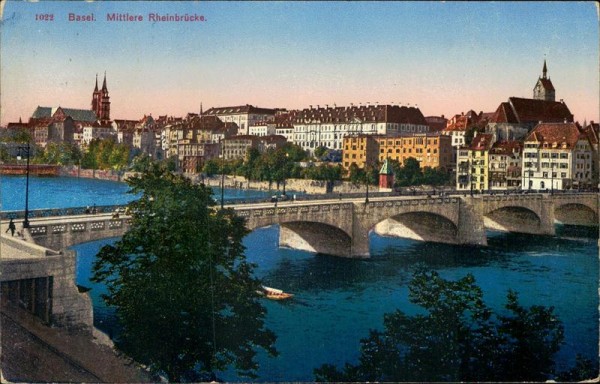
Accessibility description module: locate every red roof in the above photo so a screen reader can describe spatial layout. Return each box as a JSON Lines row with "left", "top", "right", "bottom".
{"left": 470, "top": 133, "right": 494, "bottom": 150}
{"left": 524, "top": 122, "right": 586, "bottom": 150}
{"left": 491, "top": 97, "right": 573, "bottom": 125}
{"left": 490, "top": 140, "right": 523, "bottom": 155}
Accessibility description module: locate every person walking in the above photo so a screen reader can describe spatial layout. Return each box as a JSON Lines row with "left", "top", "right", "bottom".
{"left": 5, "top": 219, "right": 16, "bottom": 237}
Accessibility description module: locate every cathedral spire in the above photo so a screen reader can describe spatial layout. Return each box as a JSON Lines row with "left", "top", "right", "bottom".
{"left": 94, "top": 73, "right": 99, "bottom": 92}
{"left": 102, "top": 71, "right": 108, "bottom": 91}
{"left": 542, "top": 59, "right": 547, "bottom": 79}
{"left": 200, "top": 102, "right": 203, "bottom": 116}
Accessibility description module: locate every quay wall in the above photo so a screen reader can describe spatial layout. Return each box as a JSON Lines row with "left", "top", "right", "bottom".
{"left": 58, "top": 165, "right": 380, "bottom": 194}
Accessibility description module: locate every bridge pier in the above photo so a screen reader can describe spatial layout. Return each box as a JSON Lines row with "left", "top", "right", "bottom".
{"left": 456, "top": 198, "right": 488, "bottom": 246}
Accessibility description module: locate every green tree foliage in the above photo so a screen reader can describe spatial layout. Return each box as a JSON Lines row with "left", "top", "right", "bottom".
{"left": 5, "top": 127, "right": 32, "bottom": 143}
{"left": 393, "top": 157, "right": 451, "bottom": 187}
{"left": 91, "top": 164, "right": 276, "bottom": 382}
{"left": 313, "top": 146, "right": 328, "bottom": 160}
{"left": 348, "top": 163, "right": 366, "bottom": 186}
{"left": 82, "top": 138, "right": 129, "bottom": 170}
{"left": 315, "top": 270, "right": 565, "bottom": 382}
{"left": 32, "top": 142, "right": 81, "bottom": 165}
{"left": 283, "top": 143, "right": 308, "bottom": 162}
{"left": 202, "top": 158, "right": 220, "bottom": 176}
{"left": 304, "top": 164, "right": 342, "bottom": 182}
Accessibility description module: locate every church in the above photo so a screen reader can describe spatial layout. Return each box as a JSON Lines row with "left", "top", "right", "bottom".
{"left": 486, "top": 61, "right": 574, "bottom": 141}
{"left": 26, "top": 73, "right": 112, "bottom": 148}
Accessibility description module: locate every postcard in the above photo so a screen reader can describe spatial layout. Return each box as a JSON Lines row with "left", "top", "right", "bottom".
{"left": 1, "top": 1, "right": 598, "bottom": 382}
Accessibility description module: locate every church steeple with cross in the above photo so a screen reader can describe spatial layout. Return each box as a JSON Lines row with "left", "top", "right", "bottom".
{"left": 533, "top": 60, "right": 555, "bottom": 102}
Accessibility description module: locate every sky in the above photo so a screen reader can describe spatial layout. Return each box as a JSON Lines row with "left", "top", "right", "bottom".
{"left": 1, "top": 1, "right": 598, "bottom": 126}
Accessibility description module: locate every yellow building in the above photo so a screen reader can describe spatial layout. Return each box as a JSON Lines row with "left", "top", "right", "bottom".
{"left": 456, "top": 133, "right": 494, "bottom": 192}
{"left": 342, "top": 134, "right": 381, "bottom": 170}
{"left": 375, "top": 134, "right": 453, "bottom": 170}
{"left": 343, "top": 133, "right": 453, "bottom": 172}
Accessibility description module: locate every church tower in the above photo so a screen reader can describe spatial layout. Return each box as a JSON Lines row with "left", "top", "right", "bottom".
{"left": 91, "top": 72, "right": 111, "bottom": 124}
{"left": 533, "top": 60, "right": 555, "bottom": 102}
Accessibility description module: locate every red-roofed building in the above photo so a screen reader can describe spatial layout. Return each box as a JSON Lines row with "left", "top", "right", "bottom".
{"left": 424, "top": 115, "right": 447, "bottom": 132}
{"left": 487, "top": 62, "right": 573, "bottom": 141}
{"left": 522, "top": 122, "right": 593, "bottom": 190}
{"left": 204, "top": 105, "right": 277, "bottom": 135}
{"left": 489, "top": 141, "right": 523, "bottom": 190}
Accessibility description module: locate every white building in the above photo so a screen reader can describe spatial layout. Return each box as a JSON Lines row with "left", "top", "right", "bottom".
{"left": 291, "top": 104, "right": 429, "bottom": 154}
{"left": 82, "top": 125, "right": 115, "bottom": 145}
{"left": 203, "top": 105, "right": 277, "bottom": 135}
{"left": 522, "top": 122, "right": 593, "bottom": 190}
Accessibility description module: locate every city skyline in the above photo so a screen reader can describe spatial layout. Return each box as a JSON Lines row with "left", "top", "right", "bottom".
{"left": 1, "top": 1, "right": 598, "bottom": 126}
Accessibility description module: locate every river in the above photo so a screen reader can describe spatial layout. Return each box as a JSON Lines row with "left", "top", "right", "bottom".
{"left": 2, "top": 175, "right": 598, "bottom": 381}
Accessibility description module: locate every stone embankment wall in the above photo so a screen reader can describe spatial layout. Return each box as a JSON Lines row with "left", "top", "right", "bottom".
{"left": 59, "top": 166, "right": 136, "bottom": 182}
{"left": 194, "top": 174, "right": 377, "bottom": 194}
{"left": 1, "top": 249, "right": 93, "bottom": 330}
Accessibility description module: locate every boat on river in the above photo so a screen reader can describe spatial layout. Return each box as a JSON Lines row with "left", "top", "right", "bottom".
{"left": 259, "top": 286, "right": 294, "bottom": 300}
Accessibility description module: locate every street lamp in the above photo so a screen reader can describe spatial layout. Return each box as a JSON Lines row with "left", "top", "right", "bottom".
{"left": 17, "top": 142, "right": 31, "bottom": 228}
{"left": 365, "top": 163, "right": 370, "bottom": 203}
{"left": 220, "top": 138, "right": 225, "bottom": 210}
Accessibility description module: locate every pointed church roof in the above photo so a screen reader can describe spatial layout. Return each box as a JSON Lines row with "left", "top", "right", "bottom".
{"left": 31, "top": 106, "right": 97, "bottom": 122}
{"left": 94, "top": 73, "right": 99, "bottom": 92}
{"left": 379, "top": 158, "right": 393, "bottom": 175}
{"left": 102, "top": 72, "right": 108, "bottom": 91}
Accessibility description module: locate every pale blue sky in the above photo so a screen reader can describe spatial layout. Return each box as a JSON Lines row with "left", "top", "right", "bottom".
{"left": 1, "top": 1, "right": 598, "bottom": 125}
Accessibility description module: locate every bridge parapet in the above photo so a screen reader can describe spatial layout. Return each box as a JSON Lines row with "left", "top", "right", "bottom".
{"left": 0, "top": 205, "right": 127, "bottom": 220}
{"left": 27, "top": 216, "right": 131, "bottom": 251}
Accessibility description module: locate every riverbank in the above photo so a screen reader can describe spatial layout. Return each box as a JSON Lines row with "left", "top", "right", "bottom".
{"left": 59, "top": 165, "right": 379, "bottom": 194}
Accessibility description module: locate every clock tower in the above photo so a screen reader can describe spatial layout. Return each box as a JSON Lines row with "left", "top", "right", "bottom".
{"left": 533, "top": 60, "right": 555, "bottom": 102}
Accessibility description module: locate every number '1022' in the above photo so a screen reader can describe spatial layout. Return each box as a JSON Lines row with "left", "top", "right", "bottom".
{"left": 36, "top": 14, "right": 54, "bottom": 21}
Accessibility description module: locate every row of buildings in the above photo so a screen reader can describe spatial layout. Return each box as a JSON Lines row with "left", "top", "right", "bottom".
{"left": 2, "top": 61, "right": 598, "bottom": 190}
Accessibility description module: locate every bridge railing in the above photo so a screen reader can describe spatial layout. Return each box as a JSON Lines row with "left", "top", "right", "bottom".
{"left": 0, "top": 205, "right": 127, "bottom": 221}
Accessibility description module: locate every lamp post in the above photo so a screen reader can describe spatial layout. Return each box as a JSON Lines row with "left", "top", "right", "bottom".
{"left": 365, "top": 163, "right": 370, "bottom": 203}
{"left": 282, "top": 152, "right": 289, "bottom": 196}
{"left": 17, "top": 142, "right": 31, "bottom": 228}
{"left": 220, "top": 138, "right": 225, "bottom": 210}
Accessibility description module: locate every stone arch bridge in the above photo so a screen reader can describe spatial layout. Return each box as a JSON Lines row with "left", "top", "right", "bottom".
{"left": 14, "top": 193, "right": 599, "bottom": 258}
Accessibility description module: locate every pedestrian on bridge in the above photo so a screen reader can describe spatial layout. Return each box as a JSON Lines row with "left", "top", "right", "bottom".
{"left": 5, "top": 218, "right": 16, "bottom": 237}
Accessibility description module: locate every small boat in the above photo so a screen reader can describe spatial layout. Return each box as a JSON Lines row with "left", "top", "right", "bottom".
{"left": 259, "top": 286, "right": 294, "bottom": 300}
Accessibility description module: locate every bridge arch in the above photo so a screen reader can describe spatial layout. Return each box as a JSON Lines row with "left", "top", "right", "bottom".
{"left": 554, "top": 203, "right": 598, "bottom": 226}
{"left": 373, "top": 211, "right": 459, "bottom": 244}
{"left": 278, "top": 221, "right": 352, "bottom": 256}
{"left": 483, "top": 206, "right": 543, "bottom": 234}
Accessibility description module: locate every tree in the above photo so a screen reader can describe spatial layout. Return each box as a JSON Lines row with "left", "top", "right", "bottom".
{"left": 313, "top": 146, "right": 328, "bottom": 160}
{"left": 202, "top": 158, "right": 219, "bottom": 176}
{"left": 283, "top": 143, "right": 308, "bottom": 162}
{"left": 91, "top": 164, "right": 277, "bottom": 381}
{"left": 394, "top": 157, "right": 423, "bottom": 187}
{"left": 315, "top": 270, "right": 565, "bottom": 382}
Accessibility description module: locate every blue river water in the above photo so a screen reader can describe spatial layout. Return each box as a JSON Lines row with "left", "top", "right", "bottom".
{"left": 2, "top": 175, "right": 598, "bottom": 381}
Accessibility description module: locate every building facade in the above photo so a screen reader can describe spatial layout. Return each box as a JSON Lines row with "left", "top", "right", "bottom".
{"left": 522, "top": 122, "right": 593, "bottom": 190}
{"left": 293, "top": 104, "right": 429, "bottom": 154}
{"left": 456, "top": 134, "right": 494, "bottom": 192}
{"left": 204, "top": 105, "right": 277, "bottom": 135}
{"left": 374, "top": 134, "right": 453, "bottom": 171}
{"left": 488, "top": 141, "right": 523, "bottom": 191}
